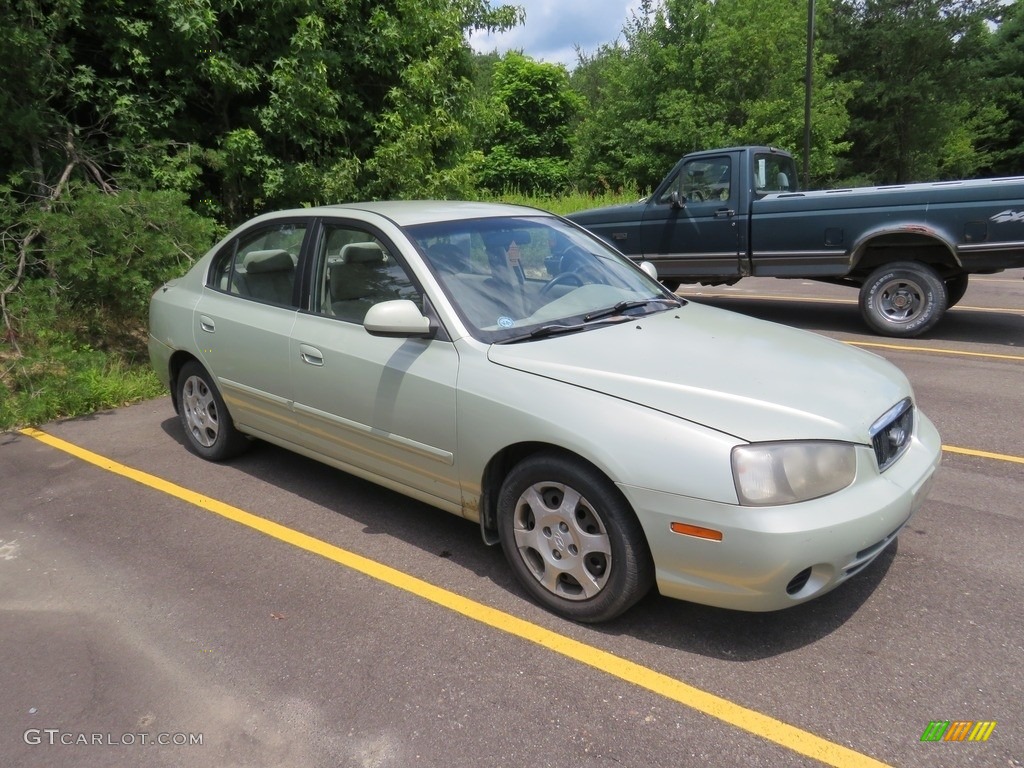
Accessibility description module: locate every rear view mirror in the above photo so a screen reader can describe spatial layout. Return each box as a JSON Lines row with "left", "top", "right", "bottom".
{"left": 639, "top": 261, "right": 659, "bottom": 281}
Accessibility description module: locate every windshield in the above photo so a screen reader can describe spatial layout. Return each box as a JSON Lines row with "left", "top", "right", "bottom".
{"left": 406, "top": 216, "right": 679, "bottom": 343}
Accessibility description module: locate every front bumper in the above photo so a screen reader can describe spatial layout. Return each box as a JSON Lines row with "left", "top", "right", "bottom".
{"left": 619, "top": 412, "right": 942, "bottom": 612}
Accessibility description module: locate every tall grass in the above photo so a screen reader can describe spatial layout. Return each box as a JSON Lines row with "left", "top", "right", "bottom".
{"left": 0, "top": 344, "right": 165, "bottom": 430}
{"left": 484, "top": 185, "right": 645, "bottom": 216}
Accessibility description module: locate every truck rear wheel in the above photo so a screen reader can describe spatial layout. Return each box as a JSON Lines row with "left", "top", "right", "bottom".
{"left": 945, "top": 274, "right": 969, "bottom": 308}
{"left": 859, "top": 262, "right": 947, "bottom": 338}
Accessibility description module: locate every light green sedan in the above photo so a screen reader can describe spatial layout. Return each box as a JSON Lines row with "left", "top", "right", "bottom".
{"left": 148, "top": 201, "right": 942, "bottom": 623}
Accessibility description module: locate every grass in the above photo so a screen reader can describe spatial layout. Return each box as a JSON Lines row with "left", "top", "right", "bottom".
{"left": 486, "top": 186, "right": 644, "bottom": 216}
{"left": 0, "top": 342, "right": 166, "bottom": 431}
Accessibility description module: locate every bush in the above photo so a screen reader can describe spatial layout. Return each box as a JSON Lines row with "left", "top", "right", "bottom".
{"left": 1, "top": 184, "right": 221, "bottom": 429}
{"left": 40, "top": 185, "right": 221, "bottom": 326}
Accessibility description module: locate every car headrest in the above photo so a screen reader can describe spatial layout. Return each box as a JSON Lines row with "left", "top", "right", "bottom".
{"left": 243, "top": 249, "right": 294, "bottom": 273}
{"left": 341, "top": 242, "right": 384, "bottom": 264}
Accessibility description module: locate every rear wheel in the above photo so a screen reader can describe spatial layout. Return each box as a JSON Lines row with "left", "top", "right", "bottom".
{"left": 945, "top": 274, "right": 969, "bottom": 308}
{"left": 859, "top": 262, "right": 947, "bottom": 337}
{"left": 177, "top": 361, "right": 249, "bottom": 461}
{"left": 498, "top": 453, "right": 653, "bottom": 623}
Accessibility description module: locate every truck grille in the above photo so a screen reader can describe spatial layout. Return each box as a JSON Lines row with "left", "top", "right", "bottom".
{"left": 870, "top": 398, "right": 914, "bottom": 472}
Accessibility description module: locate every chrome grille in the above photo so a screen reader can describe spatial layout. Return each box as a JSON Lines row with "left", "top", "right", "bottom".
{"left": 870, "top": 398, "right": 914, "bottom": 472}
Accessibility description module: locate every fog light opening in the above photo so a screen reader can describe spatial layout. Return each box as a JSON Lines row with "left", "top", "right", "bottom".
{"left": 786, "top": 568, "right": 813, "bottom": 595}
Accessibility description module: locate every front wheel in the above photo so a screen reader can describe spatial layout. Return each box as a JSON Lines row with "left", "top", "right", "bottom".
{"left": 177, "top": 361, "right": 249, "bottom": 461}
{"left": 497, "top": 453, "right": 654, "bottom": 623}
{"left": 858, "top": 262, "right": 947, "bottom": 338}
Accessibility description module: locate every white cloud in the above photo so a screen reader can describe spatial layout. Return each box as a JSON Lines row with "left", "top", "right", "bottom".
{"left": 470, "top": 0, "right": 643, "bottom": 69}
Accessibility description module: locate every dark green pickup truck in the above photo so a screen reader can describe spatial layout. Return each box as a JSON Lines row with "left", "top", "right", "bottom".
{"left": 567, "top": 146, "right": 1024, "bottom": 337}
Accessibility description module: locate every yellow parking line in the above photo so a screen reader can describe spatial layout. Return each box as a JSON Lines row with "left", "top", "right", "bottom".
{"left": 20, "top": 426, "right": 889, "bottom": 768}
{"left": 681, "top": 291, "right": 857, "bottom": 305}
{"left": 942, "top": 445, "right": 1024, "bottom": 465}
{"left": 845, "top": 341, "right": 1024, "bottom": 362}
{"left": 681, "top": 291, "right": 1024, "bottom": 315}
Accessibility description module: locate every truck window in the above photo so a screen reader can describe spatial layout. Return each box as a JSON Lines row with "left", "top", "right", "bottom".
{"left": 659, "top": 157, "right": 732, "bottom": 204}
{"left": 754, "top": 153, "right": 799, "bottom": 195}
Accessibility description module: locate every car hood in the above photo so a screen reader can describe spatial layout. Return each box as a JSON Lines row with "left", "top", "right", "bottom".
{"left": 487, "top": 303, "right": 911, "bottom": 444}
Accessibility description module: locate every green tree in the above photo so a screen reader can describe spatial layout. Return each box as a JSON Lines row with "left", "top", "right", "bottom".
{"left": 0, "top": 0, "right": 524, "bottom": 421}
{"left": 571, "top": 0, "right": 852, "bottom": 192}
{"left": 477, "top": 52, "right": 583, "bottom": 193}
{"left": 979, "top": 0, "right": 1024, "bottom": 175}
{"left": 825, "top": 0, "right": 1000, "bottom": 183}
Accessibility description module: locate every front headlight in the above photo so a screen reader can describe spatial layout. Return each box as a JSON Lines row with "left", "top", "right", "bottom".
{"left": 731, "top": 441, "right": 857, "bottom": 506}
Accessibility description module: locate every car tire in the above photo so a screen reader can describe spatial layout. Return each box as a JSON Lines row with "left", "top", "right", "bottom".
{"left": 945, "top": 273, "right": 969, "bottom": 308}
{"left": 497, "top": 453, "right": 654, "bottom": 623}
{"left": 859, "top": 262, "right": 947, "bottom": 338}
{"left": 177, "top": 361, "right": 249, "bottom": 461}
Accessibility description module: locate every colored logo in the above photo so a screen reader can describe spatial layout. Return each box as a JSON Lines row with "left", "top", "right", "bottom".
{"left": 920, "top": 720, "right": 996, "bottom": 742}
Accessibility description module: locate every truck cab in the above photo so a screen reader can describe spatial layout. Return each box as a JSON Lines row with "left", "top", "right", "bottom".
{"left": 569, "top": 147, "right": 798, "bottom": 289}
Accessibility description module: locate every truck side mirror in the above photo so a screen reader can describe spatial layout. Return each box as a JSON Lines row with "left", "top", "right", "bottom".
{"left": 669, "top": 190, "right": 684, "bottom": 210}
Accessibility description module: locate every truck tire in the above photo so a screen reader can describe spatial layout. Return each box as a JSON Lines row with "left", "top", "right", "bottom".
{"left": 859, "top": 262, "right": 947, "bottom": 338}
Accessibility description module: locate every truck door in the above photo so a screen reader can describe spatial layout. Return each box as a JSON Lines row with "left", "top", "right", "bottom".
{"left": 639, "top": 154, "right": 744, "bottom": 280}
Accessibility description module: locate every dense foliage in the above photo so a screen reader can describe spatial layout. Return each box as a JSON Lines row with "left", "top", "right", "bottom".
{"left": 0, "top": 0, "right": 1019, "bottom": 427}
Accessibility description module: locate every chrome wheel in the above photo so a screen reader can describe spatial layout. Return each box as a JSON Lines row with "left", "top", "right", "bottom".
{"left": 875, "top": 277, "right": 925, "bottom": 323}
{"left": 181, "top": 374, "right": 220, "bottom": 448}
{"left": 498, "top": 454, "right": 653, "bottom": 622}
{"left": 511, "top": 481, "right": 612, "bottom": 601}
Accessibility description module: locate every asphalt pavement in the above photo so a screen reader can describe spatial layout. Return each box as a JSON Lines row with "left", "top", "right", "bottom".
{"left": 1, "top": 270, "right": 1021, "bottom": 768}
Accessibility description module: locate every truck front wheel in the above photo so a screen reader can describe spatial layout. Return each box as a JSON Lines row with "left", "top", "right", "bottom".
{"left": 859, "top": 262, "right": 947, "bottom": 338}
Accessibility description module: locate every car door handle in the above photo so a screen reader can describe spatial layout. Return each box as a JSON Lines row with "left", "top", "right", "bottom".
{"left": 714, "top": 208, "right": 735, "bottom": 218}
{"left": 199, "top": 315, "right": 215, "bottom": 333}
{"left": 298, "top": 344, "right": 324, "bottom": 366}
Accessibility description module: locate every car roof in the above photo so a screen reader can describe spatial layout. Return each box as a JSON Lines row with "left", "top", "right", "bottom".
{"left": 254, "top": 200, "right": 556, "bottom": 228}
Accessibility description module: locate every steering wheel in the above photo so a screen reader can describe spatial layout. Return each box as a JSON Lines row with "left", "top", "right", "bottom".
{"left": 539, "top": 270, "right": 584, "bottom": 296}
{"left": 687, "top": 189, "right": 706, "bottom": 202}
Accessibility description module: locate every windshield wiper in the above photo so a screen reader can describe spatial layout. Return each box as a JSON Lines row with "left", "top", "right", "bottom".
{"left": 583, "top": 297, "right": 680, "bottom": 322}
{"left": 499, "top": 315, "right": 633, "bottom": 344}
{"left": 497, "top": 298, "right": 684, "bottom": 344}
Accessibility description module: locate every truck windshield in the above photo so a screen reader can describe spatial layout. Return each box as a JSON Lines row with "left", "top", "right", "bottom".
{"left": 753, "top": 153, "right": 799, "bottom": 194}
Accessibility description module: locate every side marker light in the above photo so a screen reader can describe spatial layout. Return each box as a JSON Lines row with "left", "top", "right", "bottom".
{"left": 670, "top": 522, "right": 723, "bottom": 541}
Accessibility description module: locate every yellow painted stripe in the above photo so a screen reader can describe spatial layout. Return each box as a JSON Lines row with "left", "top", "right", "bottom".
{"left": 680, "top": 291, "right": 1024, "bottom": 315}
{"left": 20, "top": 426, "right": 889, "bottom": 768}
{"left": 681, "top": 291, "right": 857, "bottom": 305}
{"left": 942, "top": 445, "right": 1024, "bottom": 465}
{"left": 845, "top": 341, "right": 1024, "bottom": 362}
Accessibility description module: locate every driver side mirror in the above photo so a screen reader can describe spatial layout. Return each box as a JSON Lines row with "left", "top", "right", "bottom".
{"left": 669, "top": 190, "right": 685, "bottom": 210}
{"left": 639, "top": 261, "right": 658, "bottom": 281}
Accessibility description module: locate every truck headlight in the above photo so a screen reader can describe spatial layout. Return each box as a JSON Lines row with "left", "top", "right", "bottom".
{"left": 731, "top": 441, "right": 857, "bottom": 506}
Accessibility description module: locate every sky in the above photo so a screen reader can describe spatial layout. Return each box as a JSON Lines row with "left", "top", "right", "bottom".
{"left": 469, "top": 0, "right": 644, "bottom": 69}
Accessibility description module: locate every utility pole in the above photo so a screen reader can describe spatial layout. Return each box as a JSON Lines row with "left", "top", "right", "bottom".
{"left": 803, "top": 0, "right": 815, "bottom": 190}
